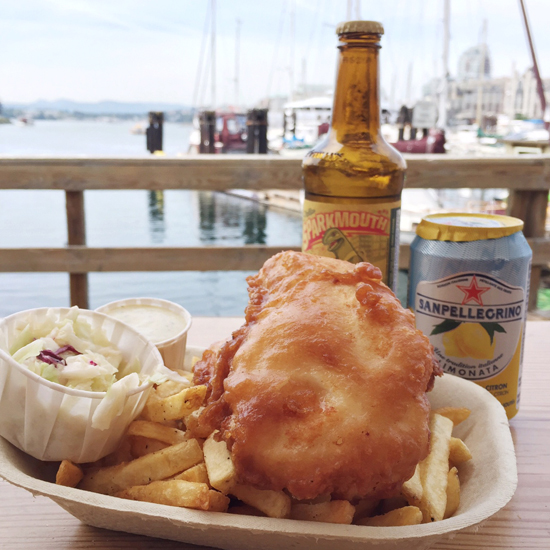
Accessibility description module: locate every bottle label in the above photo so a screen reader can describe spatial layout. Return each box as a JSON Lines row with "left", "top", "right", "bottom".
{"left": 414, "top": 272, "right": 526, "bottom": 418}
{"left": 302, "top": 199, "right": 401, "bottom": 289}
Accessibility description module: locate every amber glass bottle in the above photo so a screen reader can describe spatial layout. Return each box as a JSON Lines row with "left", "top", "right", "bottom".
{"left": 302, "top": 21, "right": 405, "bottom": 290}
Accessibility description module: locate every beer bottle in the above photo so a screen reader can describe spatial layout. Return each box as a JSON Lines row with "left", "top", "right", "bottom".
{"left": 302, "top": 21, "right": 405, "bottom": 290}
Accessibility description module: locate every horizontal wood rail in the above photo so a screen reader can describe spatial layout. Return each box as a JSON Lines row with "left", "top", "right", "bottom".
{"left": 0, "top": 246, "right": 301, "bottom": 273}
{"left": 1, "top": 154, "right": 550, "bottom": 191}
{"left": 0, "top": 155, "right": 548, "bottom": 310}
{"left": 0, "top": 239, "right": 548, "bottom": 272}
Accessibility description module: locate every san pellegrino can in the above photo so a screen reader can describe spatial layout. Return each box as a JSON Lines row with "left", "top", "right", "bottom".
{"left": 408, "top": 213, "right": 532, "bottom": 419}
{"left": 302, "top": 21, "right": 405, "bottom": 290}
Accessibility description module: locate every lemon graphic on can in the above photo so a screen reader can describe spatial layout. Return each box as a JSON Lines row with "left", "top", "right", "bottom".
{"left": 442, "top": 323, "right": 496, "bottom": 359}
{"left": 431, "top": 319, "right": 505, "bottom": 360}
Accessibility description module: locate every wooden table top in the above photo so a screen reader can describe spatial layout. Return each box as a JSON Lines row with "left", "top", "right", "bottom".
{"left": 1, "top": 317, "right": 549, "bottom": 550}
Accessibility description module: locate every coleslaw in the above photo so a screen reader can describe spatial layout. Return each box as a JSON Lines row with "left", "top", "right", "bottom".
{"left": 10, "top": 306, "right": 140, "bottom": 392}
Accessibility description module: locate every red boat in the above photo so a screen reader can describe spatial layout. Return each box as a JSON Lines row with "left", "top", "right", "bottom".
{"left": 189, "top": 111, "right": 248, "bottom": 154}
{"left": 391, "top": 128, "right": 446, "bottom": 154}
{"left": 216, "top": 112, "right": 248, "bottom": 152}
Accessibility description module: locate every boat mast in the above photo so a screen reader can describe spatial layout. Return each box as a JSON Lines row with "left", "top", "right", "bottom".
{"left": 346, "top": 0, "right": 360, "bottom": 19}
{"left": 438, "top": 0, "right": 450, "bottom": 130}
{"left": 289, "top": 0, "right": 295, "bottom": 102}
{"left": 475, "top": 19, "right": 488, "bottom": 128}
{"left": 390, "top": 73, "right": 396, "bottom": 112}
{"left": 192, "top": 4, "right": 211, "bottom": 109}
{"left": 235, "top": 18, "right": 241, "bottom": 107}
{"left": 406, "top": 62, "right": 413, "bottom": 107}
{"left": 518, "top": 0, "right": 547, "bottom": 125}
{"left": 211, "top": 0, "right": 216, "bottom": 108}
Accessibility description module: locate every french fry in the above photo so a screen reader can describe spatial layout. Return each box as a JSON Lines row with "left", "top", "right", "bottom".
{"left": 117, "top": 479, "right": 228, "bottom": 512}
{"left": 207, "top": 488, "right": 231, "bottom": 512}
{"left": 357, "top": 506, "right": 423, "bottom": 527}
{"left": 290, "top": 500, "right": 355, "bottom": 524}
{"left": 172, "top": 462, "right": 210, "bottom": 485}
{"left": 379, "top": 496, "right": 409, "bottom": 515}
{"left": 130, "top": 436, "right": 169, "bottom": 458}
{"left": 138, "top": 382, "right": 188, "bottom": 422}
{"left": 418, "top": 413, "right": 453, "bottom": 523}
{"left": 79, "top": 439, "right": 203, "bottom": 495}
{"left": 141, "top": 385, "right": 207, "bottom": 423}
{"left": 154, "top": 380, "right": 190, "bottom": 399}
{"left": 449, "top": 437, "right": 472, "bottom": 465}
{"left": 127, "top": 420, "right": 188, "bottom": 446}
{"left": 231, "top": 484, "right": 291, "bottom": 519}
{"left": 203, "top": 432, "right": 237, "bottom": 494}
{"left": 444, "top": 467, "right": 460, "bottom": 519}
{"left": 56, "top": 460, "right": 83, "bottom": 487}
{"left": 432, "top": 407, "right": 471, "bottom": 426}
{"left": 401, "top": 464, "right": 423, "bottom": 507}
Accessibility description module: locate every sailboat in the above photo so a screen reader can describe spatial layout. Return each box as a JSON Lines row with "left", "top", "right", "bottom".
{"left": 187, "top": 1, "right": 248, "bottom": 154}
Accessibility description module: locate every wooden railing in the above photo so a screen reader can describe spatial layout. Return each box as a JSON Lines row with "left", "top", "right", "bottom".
{"left": 0, "top": 155, "right": 549, "bottom": 310}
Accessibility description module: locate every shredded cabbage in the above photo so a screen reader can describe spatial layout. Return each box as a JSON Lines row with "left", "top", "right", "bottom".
{"left": 12, "top": 339, "right": 44, "bottom": 364}
{"left": 92, "top": 373, "right": 140, "bottom": 430}
{"left": 10, "top": 306, "right": 140, "bottom": 393}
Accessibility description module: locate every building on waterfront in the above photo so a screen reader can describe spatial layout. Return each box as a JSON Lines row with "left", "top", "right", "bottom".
{"left": 422, "top": 44, "right": 550, "bottom": 126}
{"left": 457, "top": 45, "right": 491, "bottom": 81}
{"left": 507, "top": 68, "right": 550, "bottom": 120}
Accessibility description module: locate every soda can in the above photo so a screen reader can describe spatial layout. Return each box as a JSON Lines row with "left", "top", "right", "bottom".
{"left": 408, "top": 213, "right": 532, "bottom": 420}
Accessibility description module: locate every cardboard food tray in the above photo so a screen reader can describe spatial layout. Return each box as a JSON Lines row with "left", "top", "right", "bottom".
{"left": 0, "top": 346, "right": 517, "bottom": 550}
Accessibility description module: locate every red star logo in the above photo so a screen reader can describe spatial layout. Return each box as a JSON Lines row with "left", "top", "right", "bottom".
{"left": 457, "top": 276, "right": 491, "bottom": 306}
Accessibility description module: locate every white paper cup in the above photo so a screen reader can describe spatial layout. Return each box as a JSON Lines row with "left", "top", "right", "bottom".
{"left": 96, "top": 298, "right": 192, "bottom": 371}
{"left": 0, "top": 308, "right": 163, "bottom": 463}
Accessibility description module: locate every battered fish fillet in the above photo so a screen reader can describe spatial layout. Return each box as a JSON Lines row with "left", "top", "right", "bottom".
{"left": 194, "top": 251, "right": 441, "bottom": 501}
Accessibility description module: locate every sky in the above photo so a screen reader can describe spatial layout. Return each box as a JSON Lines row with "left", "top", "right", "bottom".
{"left": 1, "top": 0, "right": 550, "bottom": 109}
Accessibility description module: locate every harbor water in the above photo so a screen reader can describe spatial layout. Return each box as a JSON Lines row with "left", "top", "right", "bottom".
{"left": 0, "top": 120, "right": 303, "bottom": 317}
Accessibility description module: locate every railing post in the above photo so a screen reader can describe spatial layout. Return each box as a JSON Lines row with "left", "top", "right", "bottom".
{"left": 146, "top": 111, "right": 164, "bottom": 154}
{"left": 199, "top": 111, "right": 216, "bottom": 154}
{"left": 508, "top": 189, "right": 548, "bottom": 311}
{"left": 246, "top": 109, "right": 257, "bottom": 154}
{"left": 246, "top": 109, "right": 269, "bottom": 154}
{"left": 257, "top": 109, "right": 268, "bottom": 154}
{"left": 65, "top": 191, "right": 89, "bottom": 309}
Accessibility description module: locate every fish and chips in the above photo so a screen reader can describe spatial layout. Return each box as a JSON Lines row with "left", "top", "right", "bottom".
{"left": 58, "top": 387, "right": 471, "bottom": 524}
{"left": 56, "top": 252, "right": 473, "bottom": 526}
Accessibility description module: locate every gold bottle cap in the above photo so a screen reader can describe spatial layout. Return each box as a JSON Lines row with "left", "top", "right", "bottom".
{"left": 416, "top": 213, "right": 524, "bottom": 242}
{"left": 336, "top": 20, "right": 384, "bottom": 35}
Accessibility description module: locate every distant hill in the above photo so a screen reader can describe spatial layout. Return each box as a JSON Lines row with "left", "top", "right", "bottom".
{"left": 4, "top": 99, "right": 190, "bottom": 115}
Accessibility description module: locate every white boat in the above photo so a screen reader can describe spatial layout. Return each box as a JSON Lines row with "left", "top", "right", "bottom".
{"left": 130, "top": 123, "right": 146, "bottom": 135}
{"left": 269, "top": 96, "right": 332, "bottom": 156}
{"left": 13, "top": 116, "right": 34, "bottom": 126}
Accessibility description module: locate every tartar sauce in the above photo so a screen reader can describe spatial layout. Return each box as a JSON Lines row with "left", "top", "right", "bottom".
{"left": 105, "top": 304, "right": 188, "bottom": 344}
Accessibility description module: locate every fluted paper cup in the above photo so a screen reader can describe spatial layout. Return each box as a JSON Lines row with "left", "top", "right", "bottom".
{"left": 0, "top": 308, "right": 163, "bottom": 463}
{"left": 97, "top": 298, "right": 192, "bottom": 371}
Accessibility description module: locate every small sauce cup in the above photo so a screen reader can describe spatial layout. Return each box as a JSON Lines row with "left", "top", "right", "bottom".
{"left": 96, "top": 298, "right": 192, "bottom": 371}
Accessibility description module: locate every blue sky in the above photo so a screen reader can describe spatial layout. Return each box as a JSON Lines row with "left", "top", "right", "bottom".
{"left": 1, "top": 0, "right": 549, "bottom": 107}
